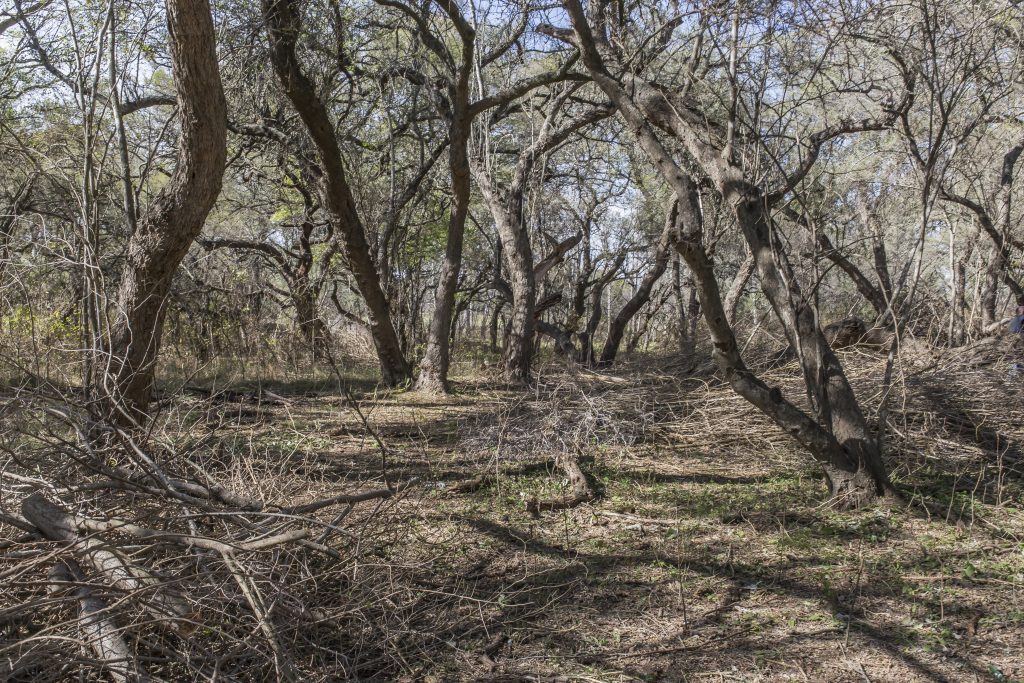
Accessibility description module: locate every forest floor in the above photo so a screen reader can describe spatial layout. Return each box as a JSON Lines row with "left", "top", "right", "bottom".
{"left": 179, "top": 345, "right": 1024, "bottom": 683}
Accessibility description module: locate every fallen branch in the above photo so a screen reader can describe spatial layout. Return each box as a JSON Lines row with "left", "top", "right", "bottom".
{"left": 48, "top": 559, "right": 147, "bottom": 683}
{"left": 22, "top": 493, "right": 196, "bottom": 634}
{"left": 276, "top": 477, "right": 418, "bottom": 515}
{"left": 72, "top": 513, "right": 308, "bottom": 554}
{"left": 526, "top": 454, "right": 597, "bottom": 515}
{"left": 448, "top": 460, "right": 558, "bottom": 494}
{"left": 593, "top": 510, "right": 678, "bottom": 527}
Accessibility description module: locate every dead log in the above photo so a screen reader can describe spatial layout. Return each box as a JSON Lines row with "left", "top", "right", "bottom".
{"left": 48, "top": 559, "right": 147, "bottom": 683}
{"left": 22, "top": 493, "right": 195, "bottom": 634}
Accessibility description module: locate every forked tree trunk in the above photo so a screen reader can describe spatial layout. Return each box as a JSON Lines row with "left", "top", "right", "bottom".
{"left": 472, "top": 101, "right": 611, "bottom": 382}
{"left": 107, "top": 0, "right": 226, "bottom": 421}
{"left": 471, "top": 166, "right": 538, "bottom": 383}
{"left": 417, "top": 126, "right": 471, "bottom": 392}
{"left": 263, "top": 0, "right": 411, "bottom": 386}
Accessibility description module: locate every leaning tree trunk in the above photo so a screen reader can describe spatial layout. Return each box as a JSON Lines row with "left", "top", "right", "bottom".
{"left": 263, "top": 0, "right": 411, "bottom": 386}
{"left": 558, "top": 4, "right": 893, "bottom": 506}
{"left": 598, "top": 206, "right": 675, "bottom": 366}
{"left": 106, "top": 0, "right": 226, "bottom": 422}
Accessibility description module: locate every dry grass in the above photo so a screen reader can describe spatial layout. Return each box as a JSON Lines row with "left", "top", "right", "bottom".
{"left": 2, "top": 344, "right": 1023, "bottom": 681}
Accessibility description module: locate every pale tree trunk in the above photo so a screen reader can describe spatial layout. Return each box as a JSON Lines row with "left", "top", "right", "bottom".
{"left": 106, "top": 0, "right": 226, "bottom": 421}
{"left": 415, "top": 3, "right": 582, "bottom": 391}
{"left": 263, "top": 0, "right": 411, "bottom": 386}
{"left": 482, "top": 183, "right": 538, "bottom": 383}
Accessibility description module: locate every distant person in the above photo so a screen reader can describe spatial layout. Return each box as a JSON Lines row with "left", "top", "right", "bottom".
{"left": 1011, "top": 306, "right": 1024, "bottom": 378}
{"left": 1012, "top": 305, "right": 1024, "bottom": 334}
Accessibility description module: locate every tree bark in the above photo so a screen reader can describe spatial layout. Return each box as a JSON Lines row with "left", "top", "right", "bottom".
{"left": 472, "top": 103, "right": 611, "bottom": 382}
{"left": 598, "top": 205, "right": 675, "bottom": 366}
{"left": 293, "top": 283, "right": 329, "bottom": 353}
{"left": 106, "top": 0, "right": 226, "bottom": 421}
{"left": 48, "top": 560, "right": 146, "bottom": 683}
{"left": 489, "top": 299, "right": 505, "bottom": 353}
{"left": 416, "top": 9, "right": 475, "bottom": 394}
{"left": 556, "top": 4, "right": 893, "bottom": 506}
{"left": 723, "top": 251, "right": 755, "bottom": 325}
{"left": 263, "top": 0, "right": 411, "bottom": 386}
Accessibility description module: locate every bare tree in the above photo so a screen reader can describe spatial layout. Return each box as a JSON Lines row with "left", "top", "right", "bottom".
{"left": 598, "top": 203, "right": 676, "bottom": 366}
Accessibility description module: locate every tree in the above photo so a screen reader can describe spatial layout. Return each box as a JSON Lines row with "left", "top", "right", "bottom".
{"left": 262, "top": 0, "right": 412, "bottom": 386}
{"left": 106, "top": 0, "right": 226, "bottom": 421}
{"left": 472, "top": 86, "right": 610, "bottom": 381}
{"left": 545, "top": 0, "right": 907, "bottom": 506}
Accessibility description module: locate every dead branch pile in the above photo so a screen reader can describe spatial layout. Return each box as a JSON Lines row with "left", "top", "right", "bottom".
{"left": 456, "top": 375, "right": 653, "bottom": 465}
{"left": 0, "top": 389, "right": 418, "bottom": 682}
{"left": 623, "top": 340, "right": 1024, "bottom": 499}
{"left": 451, "top": 375, "right": 656, "bottom": 510}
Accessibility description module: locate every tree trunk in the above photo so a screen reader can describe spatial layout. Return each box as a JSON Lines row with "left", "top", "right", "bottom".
{"left": 626, "top": 288, "right": 670, "bottom": 353}
{"left": 107, "top": 0, "right": 226, "bottom": 421}
{"left": 504, "top": 242, "right": 537, "bottom": 382}
{"left": 472, "top": 102, "right": 610, "bottom": 382}
{"left": 980, "top": 240, "right": 1001, "bottom": 329}
{"left": 416, "top": 43, "right": 474, "bottom": 393}
{"left": 723, "top": 250, "right": 755, "bottom": 325}
{"left": 489, "top": 299, "right": 505, "bottom": 353}
{"left": 472, "top": 164, "right": 537, "bottom": 383}
{"left": 263, "top": 0, "right": 410, "bottom": 386}
{"left": 580, "top": 255, "right": 623, "bottom": 365}
{"left": 558, "top": 7, "right": 893, "bottom": 505}
{"left": 292, "top": 283, "right": 328, "bottom": 354}
{"left": 598, "top": 206, "right": 675, "bottom": 366}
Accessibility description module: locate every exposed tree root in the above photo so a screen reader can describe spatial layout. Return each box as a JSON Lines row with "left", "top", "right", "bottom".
{"left": 526, "top": 453, "right": 598, "bottom": 516}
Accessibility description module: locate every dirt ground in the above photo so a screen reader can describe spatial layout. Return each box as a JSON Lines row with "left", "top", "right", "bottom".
{"left": 187, "top": 349, "right": 1024, "bottom": 683}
